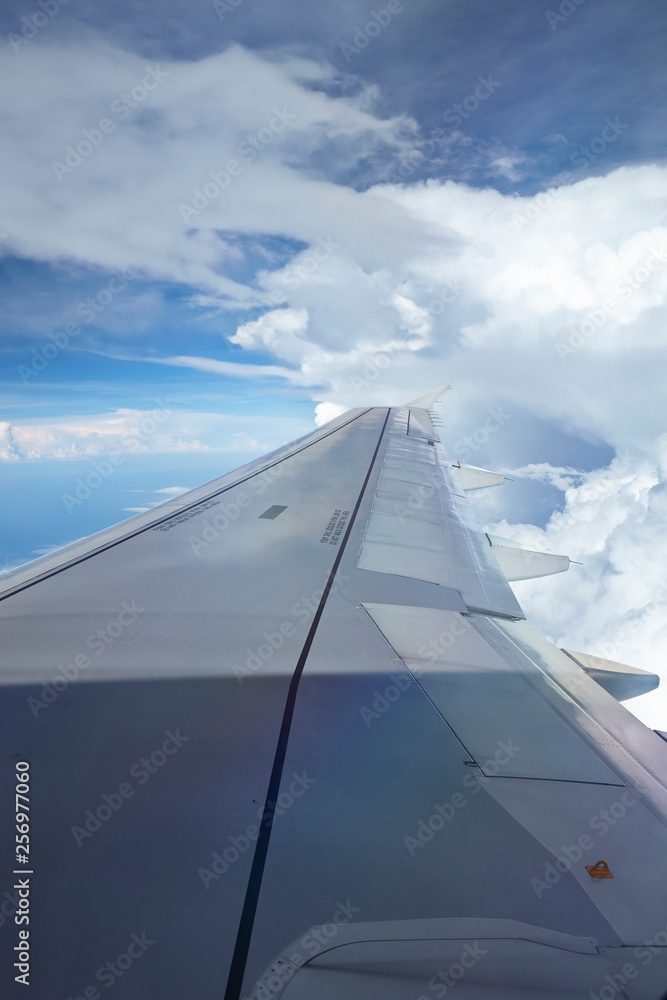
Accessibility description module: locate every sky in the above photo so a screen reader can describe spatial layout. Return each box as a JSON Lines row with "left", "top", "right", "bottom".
{"left": 1, "top": 0, "right": 667, "bottom": 726}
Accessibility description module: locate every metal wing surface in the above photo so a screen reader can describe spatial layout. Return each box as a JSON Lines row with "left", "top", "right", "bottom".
{"left": 2, "top": 400, "right": 667, "bottom": 999}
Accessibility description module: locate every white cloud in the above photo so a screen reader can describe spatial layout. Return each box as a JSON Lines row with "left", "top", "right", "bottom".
{"left": 0, "top": 409, "right": 310, "bottom": 461}
{"left": 488, "top": 452, "right": 667, "bottom": 730}
{"left": 230, "top": 308, "right": 309, "bottom": 355}
{"left": 0, "top": 40, "right": 420, "bottom": 306}
{"left": 314, "top": 402, "right": 347, "bottom": 426}
{"left": 143, "top": 353, "right": 313, "bottom": 385}
{"left": 0, "top": 421, "right": 21, "bottom": 462}
{"left": 2, "top": 38, "right": 665, "bottom": 425}
{"left": 504, "top": 463, "right": 586, "bottom": 492}
{"left": 7, "top": 39, "right": 666, "bottom": 448}
{"left": 122, "top": 487, "right": 190, "bottom": 511}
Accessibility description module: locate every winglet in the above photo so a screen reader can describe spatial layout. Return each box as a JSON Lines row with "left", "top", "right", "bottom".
{"left": 404, "top": 385, "right": 452, "bottom": 409}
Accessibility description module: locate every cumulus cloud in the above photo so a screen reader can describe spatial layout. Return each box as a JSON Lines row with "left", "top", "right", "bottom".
{"left": 231, "top": 308, "right": 309, "bottom": 354}
{"left": 487, "top": 449, "right": 667, "bottom": 730}
{"left": 1, "top": 40, "right": 665, "bottom": 380}
{"left": 314, "top": 401, "right": 348, "bottom": 426}
{"left": 215, "top": 161, "right": 667, "bottom": 456}
{"left": 6, "top": 39, "right": 666, "bottom": 449}
{"left": 0, "top": 421, "right": 21, "bottom": 462}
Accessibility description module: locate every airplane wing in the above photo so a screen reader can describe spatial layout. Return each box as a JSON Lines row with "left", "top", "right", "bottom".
{"left": 2, "top": 396, "right": 667, "bottom": 999}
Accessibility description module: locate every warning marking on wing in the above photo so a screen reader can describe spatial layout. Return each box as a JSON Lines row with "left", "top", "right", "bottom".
{"left": 153, "top": 500, "right": 220, "bottom": 531}
{"left": 321, "top": 509, "right": 350, "bottom": 545}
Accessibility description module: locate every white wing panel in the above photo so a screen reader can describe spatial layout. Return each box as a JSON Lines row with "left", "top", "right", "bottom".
{"left": 362, "top": 603, "right": 622, "bottom": 784}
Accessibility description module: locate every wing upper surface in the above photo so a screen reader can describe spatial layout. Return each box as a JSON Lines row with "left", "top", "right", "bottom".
{"left": 2, "top": 402, "right": 667, "bottom": 1000}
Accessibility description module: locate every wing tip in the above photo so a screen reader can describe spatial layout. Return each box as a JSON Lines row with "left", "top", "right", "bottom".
{"left": 404, "top": 384, "right": 452, "bottom": 409}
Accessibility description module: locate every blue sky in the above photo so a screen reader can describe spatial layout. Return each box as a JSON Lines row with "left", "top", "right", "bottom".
{"left": 2, "top": 0, "right": 667, "bottom": 723}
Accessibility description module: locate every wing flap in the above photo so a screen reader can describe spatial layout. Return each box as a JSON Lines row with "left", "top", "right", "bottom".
{"left": 362, "top": 603, "right": 622, "bottom": 784}
{"left": 357, "top": 408, "right": 524, "bottom": 618}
